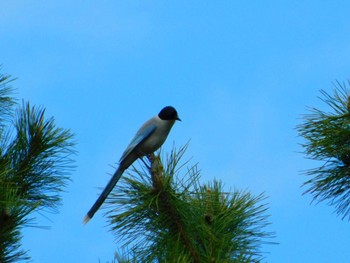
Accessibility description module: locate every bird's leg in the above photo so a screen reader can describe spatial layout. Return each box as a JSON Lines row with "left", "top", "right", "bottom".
{"left": 139, "top": 156, "right": 151, "bottom": 170}
{"left": 136, "top": 149, "right": 152, "bottom": 170}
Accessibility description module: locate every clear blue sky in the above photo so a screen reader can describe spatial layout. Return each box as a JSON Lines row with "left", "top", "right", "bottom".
{"left": 1, "top": 1, "right": 350, "bottom": 262}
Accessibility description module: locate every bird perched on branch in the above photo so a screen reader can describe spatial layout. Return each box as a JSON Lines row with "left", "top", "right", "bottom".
{"left": 83, "top": 106, "right": 181, "bottom": 223}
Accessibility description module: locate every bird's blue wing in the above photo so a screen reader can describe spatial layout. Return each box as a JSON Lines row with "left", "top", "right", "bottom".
{"left": 119, "top": 123, "right": 157, "bottom": 163}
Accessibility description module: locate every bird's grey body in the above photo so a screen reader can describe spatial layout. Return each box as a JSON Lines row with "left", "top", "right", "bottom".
{"left": 83, "top": 106, "right": 180, "bottom": 223}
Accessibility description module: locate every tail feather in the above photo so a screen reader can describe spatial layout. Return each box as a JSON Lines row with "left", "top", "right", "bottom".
{"left": 83, "top": 214, "right": 91, "bottom": 224}
{"left": 83, "top": 167, "right": 124, "bottom": 224}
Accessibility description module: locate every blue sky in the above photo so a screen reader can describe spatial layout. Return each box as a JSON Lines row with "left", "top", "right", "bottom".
{"left": 2, "top": 1, "right": 350, "bottom": 262}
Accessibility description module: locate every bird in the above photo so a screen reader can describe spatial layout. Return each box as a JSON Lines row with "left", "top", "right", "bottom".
{"left": 83, "top": 106, "right": 181, "bottom": 224}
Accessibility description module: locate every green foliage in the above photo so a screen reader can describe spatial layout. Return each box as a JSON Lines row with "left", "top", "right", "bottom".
{"left": 0, "top": 183, "right": 33, "bottom": 262}
{"left": 0, "top": 71, "right": 75, "bottom": 262}
{"left": 106, "top": 145, "right": 274, "bottom": 262}
{"left": 297, "top": 81, "right": 350, "bottom": 219}
{"left": 0, "top": 73, "right": 16, "bottom": 128}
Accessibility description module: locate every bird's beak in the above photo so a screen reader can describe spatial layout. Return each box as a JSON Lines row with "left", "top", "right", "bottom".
{"left": 176, "top": 116, "right": 181, "bottom": 121}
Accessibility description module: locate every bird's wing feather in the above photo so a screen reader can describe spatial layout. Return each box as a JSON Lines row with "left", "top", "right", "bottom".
{"left": 119, "top": 123, "right": 157, "bottom": 163}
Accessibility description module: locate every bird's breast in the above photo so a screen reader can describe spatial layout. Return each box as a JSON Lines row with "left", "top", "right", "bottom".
{"left": 139, "top": 119, "right": 175, "bottom": 154}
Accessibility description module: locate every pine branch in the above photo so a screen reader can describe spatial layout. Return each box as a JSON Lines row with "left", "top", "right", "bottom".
{"left": 193, "top": 183, "right": 272, "bottom": 262}
{"left": 7, "top": 102, "right": 76, "bottom": 212}
{"left": 0, "top": 182, "right": 32, "bottom": 262}
{"left": 297, "top": 80, "right": 350, "bottom": 220}
{"left": 0, "top": 71, "right": 76, "bottom": 262}
{"left": 148, "top": 152, "right": 200, "bottom": 262}
{"left": 106, "top": 144, "right": 274, "bottom": 262}
{"left": 0, "top": 72, "right": 15, "bottom": 126}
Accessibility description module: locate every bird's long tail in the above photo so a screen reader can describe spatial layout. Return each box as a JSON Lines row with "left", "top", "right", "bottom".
{"left": 83, "top": 167, "right": 124, "bottom": 224}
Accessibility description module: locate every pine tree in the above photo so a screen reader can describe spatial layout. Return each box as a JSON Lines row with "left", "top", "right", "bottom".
{"left": 297, "top": 81, "right": 350, "bottom": 220}
{"left": 0, "top": 71, "right": 75, "bottom": 262}
{"left": 105, "top": 145, "right": 274, "bottom": 262}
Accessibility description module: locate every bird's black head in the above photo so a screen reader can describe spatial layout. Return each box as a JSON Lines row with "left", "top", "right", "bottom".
{"left": 158, "top": 106, "right": 181, "bottom": 121}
